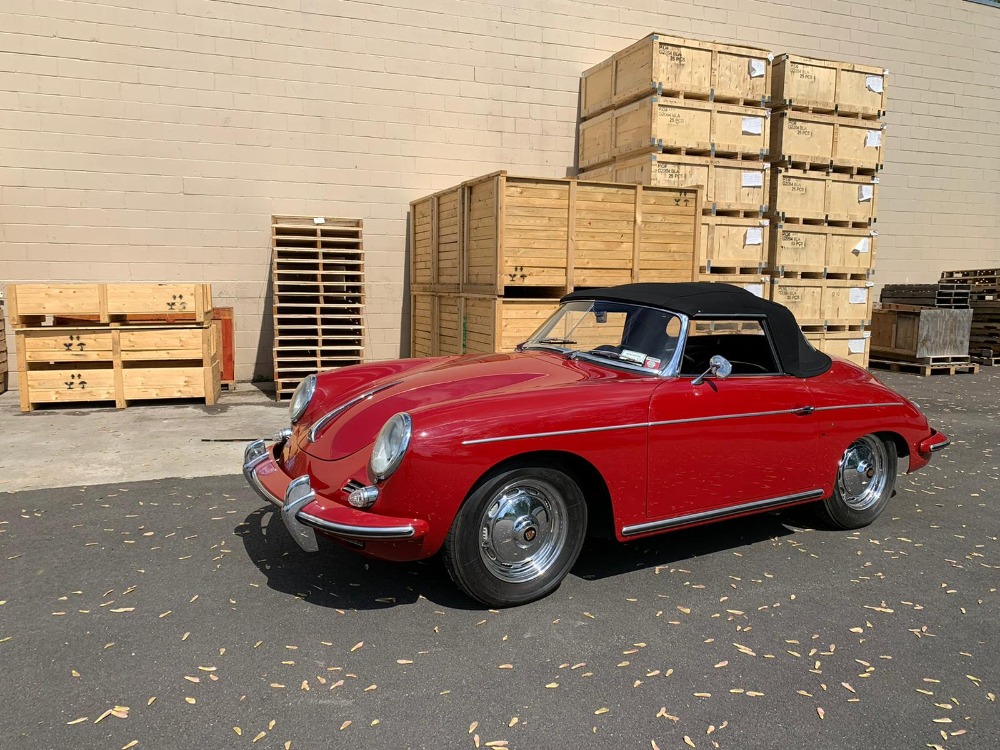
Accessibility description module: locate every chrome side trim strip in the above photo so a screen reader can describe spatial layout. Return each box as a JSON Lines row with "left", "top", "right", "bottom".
{"left": 814, "top": 402, "right": 901, "bottom": 413}
{"left": 462, "top": 421, "right": 649, "bottom": 446}
{"left": 297, "top": 513, "right": 416, "bottom": 540}
{"left": 308, "top": 380, "right": 402, "bottom": 443}
{"left": 648, "top": 407, "right": 796, "bottom": 428}
{"left": 461, "top": 401, "right": 904, "bottom": 446}
{"left": 621, "top": 489, "right": 825, "bottom": 537}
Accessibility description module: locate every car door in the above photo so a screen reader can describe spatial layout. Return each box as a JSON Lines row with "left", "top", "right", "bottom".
{"left": 642, "top": 321, "right": 825, "bottom": 525}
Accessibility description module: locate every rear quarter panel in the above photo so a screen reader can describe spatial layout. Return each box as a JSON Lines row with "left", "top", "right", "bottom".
{"left": 807, "top": 360, "right": 931, "bottom": 481}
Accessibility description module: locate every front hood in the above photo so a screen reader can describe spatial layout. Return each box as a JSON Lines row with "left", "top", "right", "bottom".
{"left": 299, "top": 351, "right": 633, "bottom": 460}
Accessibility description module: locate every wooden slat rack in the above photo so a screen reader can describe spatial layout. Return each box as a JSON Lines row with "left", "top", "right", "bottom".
{"left": 271, "top": 216, "right": 365, "bottom": 400}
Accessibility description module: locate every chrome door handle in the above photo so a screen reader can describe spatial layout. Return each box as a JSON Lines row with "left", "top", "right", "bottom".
{"left": 793, "top": 406, "right": 815, "bottom": 416}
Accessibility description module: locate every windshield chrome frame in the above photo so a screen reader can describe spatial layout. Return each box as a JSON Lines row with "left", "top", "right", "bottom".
{"left": 520, "top": 300, "right": 689, "bottom": 378}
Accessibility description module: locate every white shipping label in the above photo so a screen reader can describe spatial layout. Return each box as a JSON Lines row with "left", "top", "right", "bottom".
{"left": 742, "top": 171, "right": 764, "bottom": 188}
{"left": 848, "top": 338, "right": 867, "bottom": 354}
{"left": 858, "top": 184, "right": 874, "bottom": 202}
{"left": 313, "top": 217, "right": 326, "bottom": 224}
{"left": 742, "top": 116, "right": 764, "bottom": 135}
{"left": 746, "top": 283, "right": 764, "bottom": 298}
{"left": 749, "top": 59, "right": 766, "bottom": 78}
{"left": 865, "top": 75, "right": 884, "bottom": 93}
{"left": 745, "top": 227, "right": 763, "bottom": 246}
{"left": 865, "top": 130, "right": 883, "bottom": 148}
{"left": 849, "top": 288, "right": 869, "bottom": 304}
{"left": 853, "top": 238, "right": 871, "bottom": 254}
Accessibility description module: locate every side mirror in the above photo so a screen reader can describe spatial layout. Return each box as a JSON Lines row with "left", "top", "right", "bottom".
{"left": 692, "top": 354, "right": 733, "bottom": 386}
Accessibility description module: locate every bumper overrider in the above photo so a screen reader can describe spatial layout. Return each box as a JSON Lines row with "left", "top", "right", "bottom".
{"left": 242, "top": 437, "right": 428, "bottom": 552}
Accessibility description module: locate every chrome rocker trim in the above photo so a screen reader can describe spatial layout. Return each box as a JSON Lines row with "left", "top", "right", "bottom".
{"left": 621, "top": 488, "right": 824, "bottom": 538}
{"left": 242, "top": 439, "right": 417, "bottom": 550}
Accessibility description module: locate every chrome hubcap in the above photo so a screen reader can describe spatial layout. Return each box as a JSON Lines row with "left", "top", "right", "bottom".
{"left": 838, "top": 436, "right": 889, "bottom": 511}
{"left": 479, "top": 479, "right": 567, "bottom": 583}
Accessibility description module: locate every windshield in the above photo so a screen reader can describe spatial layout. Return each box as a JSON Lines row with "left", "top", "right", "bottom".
{"left": 521, "top": 300, "right": 683, "bottom": 374}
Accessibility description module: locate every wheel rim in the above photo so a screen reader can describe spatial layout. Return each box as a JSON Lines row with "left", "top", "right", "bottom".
{"left": 838, "top": 436, "right": 890, "bottom": 511}
{"left": 479, "top": 478, "right": 568, "bottom": 583}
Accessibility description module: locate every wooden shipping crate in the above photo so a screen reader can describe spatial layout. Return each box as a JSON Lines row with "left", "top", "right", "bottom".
{"left": 413, "top": 172, "right": 703, "bottom": 296}
{"left": 769, "top": 224, "right": 876, "bottom": 277}
{"left": 803, "top": 329, "right": 871, "bottom": 368}
{"left": 871, "top": 307, "right": 973, "bottom": 360}
{"left": 700, "top": 217, "right": 769, "bottom": 274}
{"left": 463, "top": 296, "right": 561, "bottom": 354}
{"left": 591, "top": 154, "right": 768, "bottom": 215}
{"left": 770, "top": 278, "right": 874, "bottom": 328}
{"left": 16, "top": 323, "right": 220, "bottom": 411}
{"left": 699, "top": 273, "right": 770, "bottom": 299}
{"left": 578, "top": 97, "right": 769, "bottom": 167}
{"left": 771, "top": 54, "right": 887, "bottom": 118}
{"left": 8, "top": 283, "right": 213, "bottom": 326}
{"left": 771, "top": 111, "right": 884, "bottom": 172}
{"left": 770, "top": 168, "right": 878, "bottom": 225}
{"left": 581, "top": 33, "right": 771, "bottom": 118}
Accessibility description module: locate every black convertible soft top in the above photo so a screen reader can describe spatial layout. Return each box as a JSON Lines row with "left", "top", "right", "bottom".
{"left": 562, "top": 282, "right": 832, "bottom": 378}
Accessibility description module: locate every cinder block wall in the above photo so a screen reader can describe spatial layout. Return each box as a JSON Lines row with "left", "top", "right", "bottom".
{"left": 1, "top": 0, "right": 998, "bottom": 384}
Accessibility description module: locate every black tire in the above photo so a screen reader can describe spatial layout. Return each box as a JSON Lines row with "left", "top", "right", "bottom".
{"left": 443, "top": 466, "right": 587, "bottom": 607}
{"left": 818, "top": 434, "right": 897, "bottom": 529}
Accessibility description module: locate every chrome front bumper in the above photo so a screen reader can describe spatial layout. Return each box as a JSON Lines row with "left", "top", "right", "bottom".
{"left": 243, "top": 438, "right": 419, "bottom": 552}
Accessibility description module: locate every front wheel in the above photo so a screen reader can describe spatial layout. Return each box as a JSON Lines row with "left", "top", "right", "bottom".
{"left": 443, "top": 466, "right": 587, "bottom": 607}
{"left": 818, "top": 434, "right": 897, "bottom": 529}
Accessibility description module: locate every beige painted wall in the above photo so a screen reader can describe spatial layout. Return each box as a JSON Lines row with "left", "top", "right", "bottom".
{"left": 1, "top": 0, "right": 998, "bottom": 384}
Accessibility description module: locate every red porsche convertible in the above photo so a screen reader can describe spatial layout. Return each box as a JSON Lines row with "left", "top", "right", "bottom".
{"left": 244, "top": 283, "right": 948, "bottom": 606}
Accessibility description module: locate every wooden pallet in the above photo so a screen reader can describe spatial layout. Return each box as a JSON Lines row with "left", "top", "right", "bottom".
{"left": 581, "top": 34, "right": 771, "bottom": 119}
{"left": 868, "top": 357, "right": 979, "bottom": 377}
{"left": 271, "top": 216, "right": 365, "bottom": 400}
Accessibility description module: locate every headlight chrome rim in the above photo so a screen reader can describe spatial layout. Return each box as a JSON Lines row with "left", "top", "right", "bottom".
{"left": 370, "top": 412, "right": 412, "bottom": 482}
{"left": 288, "top": 374, "right": 317, "bottom": 424}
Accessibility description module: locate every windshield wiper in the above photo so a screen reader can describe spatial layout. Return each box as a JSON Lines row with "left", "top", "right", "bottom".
{"left": 538, "top": 338, "right": 577, "bottom": 345}
{"left": 582, "top": 348, "right": 622, "bottom": 360}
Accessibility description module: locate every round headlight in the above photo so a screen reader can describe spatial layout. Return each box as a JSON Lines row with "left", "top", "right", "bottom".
{"left": 370, "top": 412, "right": 412, "bottom": 481}
{"left": 288, "top": 374, "right": 316, "bottom": 424}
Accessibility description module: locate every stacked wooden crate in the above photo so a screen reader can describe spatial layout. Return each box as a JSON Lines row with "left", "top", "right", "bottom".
{"left": 578, "top": 34, "right": 772, "bottom": 296}
{"left": 8, "top": 283, "right": 220, "bottom": 411}
{"left": 410, "top": 171, "right": 702, "bottom": 355}
{"left": 271, "top": 216, "right": 365, "bottom": 400}
{"left": 941, "top": 268, "right": 1000, "bottom": 367}
{"left": 767, "top": 55, "right": 887, "bottom": 367}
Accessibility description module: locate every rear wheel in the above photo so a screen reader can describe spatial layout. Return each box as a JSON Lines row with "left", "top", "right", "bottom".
{"left": 443, "top": 466, "right": 587, "bottom": 607}
{"left": 818, "top": 434, "right": 897, "bottom": 529}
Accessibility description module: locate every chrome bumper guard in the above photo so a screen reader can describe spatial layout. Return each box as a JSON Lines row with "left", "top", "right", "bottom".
{"left": 928, "top": 438, "right": 950, "bottom": 453}
{"left": 243, "top": 438, "right": 417, "bottom": 552}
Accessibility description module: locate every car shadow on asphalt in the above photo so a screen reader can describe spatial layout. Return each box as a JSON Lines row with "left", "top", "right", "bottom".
{"left": 571, "top": 508, "right": 810, "bottom": 581}
{"left": 238, "top": 506, "right": 481, "bottom": 610}
{"left": 238, "top": 504, "right": 813, "bottom": 610}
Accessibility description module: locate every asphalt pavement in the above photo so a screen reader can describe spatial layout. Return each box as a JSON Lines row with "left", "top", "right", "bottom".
{"left": 1, "top": 370, "right": 997, "bottom": 750}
